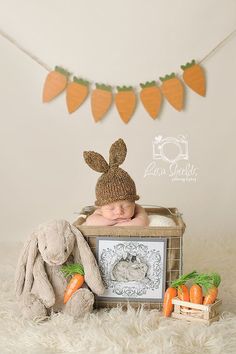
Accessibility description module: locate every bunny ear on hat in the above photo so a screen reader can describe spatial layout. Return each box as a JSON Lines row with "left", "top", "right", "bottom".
{"left": 83, "top": 151, "right": 109, "bottom": 173}
{"left": 109, "top": 138, "right": 127, "bottom": 167}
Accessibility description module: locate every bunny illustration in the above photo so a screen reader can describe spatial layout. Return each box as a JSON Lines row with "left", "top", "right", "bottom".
{"left": 15, "top": 219, "right": 105, "bottom": 320}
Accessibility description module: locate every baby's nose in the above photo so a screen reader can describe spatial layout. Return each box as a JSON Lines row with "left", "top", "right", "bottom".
{"left": 115, "top": 207, "right": 123, "bottom": 215}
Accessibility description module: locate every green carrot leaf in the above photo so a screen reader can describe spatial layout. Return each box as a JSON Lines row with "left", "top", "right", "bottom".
{"left": 171, "top": 271, "right": 198, "bottom": 288}
{"left": 61, "top": 263, "right": 85, "bottom": 277}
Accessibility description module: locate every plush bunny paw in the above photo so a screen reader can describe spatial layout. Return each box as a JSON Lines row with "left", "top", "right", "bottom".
{"left": 21, "top": 293, "right": 47, "bottom": 321}
{"left": 64, "top": 288, "right": 94, "bottom": 319}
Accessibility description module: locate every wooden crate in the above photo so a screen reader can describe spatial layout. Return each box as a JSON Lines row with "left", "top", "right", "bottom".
{"left": 73, "top": 207, "right": 186, "bottom": 310}
{"left": 171, "top": 297, "right": 222, "bottom": 325}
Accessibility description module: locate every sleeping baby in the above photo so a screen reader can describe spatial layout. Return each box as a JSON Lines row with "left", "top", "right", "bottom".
{"left": 83, "top": 138, "right": 149, "bottom": 227}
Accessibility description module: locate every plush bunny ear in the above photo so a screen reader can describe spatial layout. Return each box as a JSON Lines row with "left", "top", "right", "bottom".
{"left": 70, "top": 224, "right": 105, "bottom": 296}
{"left": 15, "top": 232, "right": 38, "bottom": 298}
{"left": 109, "top": 138, "right": 127, "bottom": 167}
{"left": 83, "top": 151, "right": 109, "bottom": 173}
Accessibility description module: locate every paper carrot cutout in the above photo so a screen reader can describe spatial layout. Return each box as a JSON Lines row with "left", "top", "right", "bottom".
{"left": 66, "top": 77, "right": 89, "bottom": 113}
{"left": 160, "top": 73, "right": 184, "bottom": 111}
{"left": 140, "top": 81, "right": 162, "bottom": 119}
{"left": 43, "top": 66, "right": 70, "bottom": 102}
{"left": 115, "top": 86, "right": 136, "bottom": 124}
{"left": 181, "top": 60, "right": 206, "bottom": 96}
{"left": 91, "top": 84, "right": 113, "bottom": 122}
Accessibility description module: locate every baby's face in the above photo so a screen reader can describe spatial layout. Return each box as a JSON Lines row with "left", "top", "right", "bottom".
{"left": 100, "top": 200, "right": 135, "bottom": 220}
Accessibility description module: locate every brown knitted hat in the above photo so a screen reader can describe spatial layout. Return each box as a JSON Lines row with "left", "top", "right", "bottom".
{"left": 83, "top": 139, "right": 139, "bottom": 206}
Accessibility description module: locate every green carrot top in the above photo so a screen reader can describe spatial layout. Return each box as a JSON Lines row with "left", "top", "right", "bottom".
{"left": 191, "top": 272, "right": 221, "bottom": 291}
{"left": 61, "top": 263, "right": 85, "bottom": 277}
{"left": 171, "top": 271, "right": 198, "bottom": 288}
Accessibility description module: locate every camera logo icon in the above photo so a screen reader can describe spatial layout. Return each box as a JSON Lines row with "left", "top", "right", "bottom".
{"left": 153, "top": 135, "right": 189, "bottom": 164}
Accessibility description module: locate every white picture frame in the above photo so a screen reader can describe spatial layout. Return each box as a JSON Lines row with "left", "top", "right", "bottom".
{"left": 96, "top": 237, "right": 167, "bottom": 302}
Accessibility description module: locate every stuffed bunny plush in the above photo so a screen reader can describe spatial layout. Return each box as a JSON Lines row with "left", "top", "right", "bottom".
{"left": 15, "top": 219, "right": 105, "bottom": 321}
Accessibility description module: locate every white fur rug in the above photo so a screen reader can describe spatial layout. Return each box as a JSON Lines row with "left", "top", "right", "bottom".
{"left": 1, "top": 242, "right": 236, "bottom": 354}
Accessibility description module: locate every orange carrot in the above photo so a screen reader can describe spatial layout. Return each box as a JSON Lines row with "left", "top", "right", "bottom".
{"left": 163, "top": 287, "right": 177, "bottom": 317}
{"left": 91, "top": 84, "right": 113, "bottom": 122}
{"left": 177, "top": 284, "right": 190, "bottom": 302}
{"left": 115, "top": 86, "right": 136, "bottom": 123}
{"left": 190, "top": 284, "right": 203, "bottom": 304}
{"left": 163, "top": 271, "right": 197, "bottom": 316}
{"left": 43, "top": 66, "right": 70, "bottom": 102}
{"left": 203, "top": 273, "right": 221, "bottom": 305}
{"left": 61, "top": 263, "right": 85, "bottom": 304}
{"left": 64, "top": 274, "right": 84, "bottom": 304}
{"left": 66, "top": 77, "right": 89, "bottom": 113}
{"left": 203, "top": 287, "right": 218, "bottom": 305}
{"left": 171, "top": 271, "right": 197, "bottom": 310}
{"left": 140, "top": 81, "right": 162, "bottom": 119}
{"left": 160, "top": 73, "right": 184, "bottom": 111}
{"left": 181, "top": 60, "right": 206, "bottom": 97}
{"left": 177, "top": 284, "right": 190, "bottom": 310}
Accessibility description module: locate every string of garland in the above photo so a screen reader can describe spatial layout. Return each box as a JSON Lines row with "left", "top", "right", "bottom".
{"left": 1, "top": 28, "right": 235, "bottom": 123}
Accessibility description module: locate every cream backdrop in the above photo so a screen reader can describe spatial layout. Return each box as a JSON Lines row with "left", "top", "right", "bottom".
{"left": 0, "top": 0, "right": 236, "bottom": 285}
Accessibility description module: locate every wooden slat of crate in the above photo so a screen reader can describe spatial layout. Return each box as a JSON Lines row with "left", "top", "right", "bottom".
{"left": 78, "top": 226, "right": 183, "bottom": 237}
{"left": 95, "top": 299, "right": 162, "bottom": 311}
{"left": 171, "top": 298, "right": 222, "bottom": 324}
{"left": 172, "top": 312, "right": 220, "bottom": 324}
{"left": 172, "top": 298, "right": 222, "bottom": 311}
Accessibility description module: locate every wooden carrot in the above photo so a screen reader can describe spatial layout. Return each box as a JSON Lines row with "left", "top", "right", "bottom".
{"left": 203, "top": 273, "right": 221, "bottom": 305}
{"left": 140, "top": 81, "right": 162, "bottom": 119}
{"left": 163, "top": 287, "right": 177, "bottom": 317}
{"left": 115, "top": 86, "right": 136, "bottom": 124}
{"left": 91, "top": 83, "right": 113, "bottom": 122}
{"left": 181, "top": 60, "right": 206, "bottom": 97}
{"left": 160, "top": 73, "right": 184, "bottom": 111}
{"left": 43, "top": 66, "right": 70, "bottom": 102}
{"left": 66, "top": 77, "right": 89, "bottom": 113}
{"left": 61, "top": 263, "right": 85, "bottom": 304}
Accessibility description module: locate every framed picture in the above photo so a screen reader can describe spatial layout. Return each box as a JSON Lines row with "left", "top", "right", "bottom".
{"left": 96, "top": 237, "right": 167, "bottom": 302}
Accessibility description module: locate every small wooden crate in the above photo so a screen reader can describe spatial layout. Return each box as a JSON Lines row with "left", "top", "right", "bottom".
{"left": 171, "top": 297, "right": 222, "bottom": 325}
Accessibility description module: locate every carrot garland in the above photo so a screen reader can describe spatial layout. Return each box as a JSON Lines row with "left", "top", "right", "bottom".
{"left": 42, "top": 60, "right": 206, "bottom": 121}
{"left": 43, "top": 66, "right": 70, "bottom": 102}
{"left": 91, "top": 83, "right": 113, "bottom": 122}
{"left": 61, "top": 263, "right": 85, "bottom": 304}
{"left": 140, "top": 81, "right": 162, "bottom": 119}
{"left": 181, "top": 60, "right": 206, "bottom": 97}
{"left": 115, "top": 86, "right": 136, "bottom": 123}
{"left": 66, "top": 77, "right": 89, "bottom": 113}
{"left": 160, "top": 73, "right": 184, "bottom": 111}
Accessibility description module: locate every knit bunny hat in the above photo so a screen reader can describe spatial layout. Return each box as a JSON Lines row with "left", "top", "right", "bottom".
{"left": 83, "top": 138, "right": 139, "bottom": 206}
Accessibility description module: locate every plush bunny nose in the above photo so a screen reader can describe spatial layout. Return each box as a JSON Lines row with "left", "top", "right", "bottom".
{"left": 50, "top": 259, "right": 59, "bottom": 264}
{"left": 47, "top": 252, "right": 63, "bottom": 264}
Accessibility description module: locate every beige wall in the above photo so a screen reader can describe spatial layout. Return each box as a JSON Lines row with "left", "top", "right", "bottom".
{"left": 0, "top": 0, "right": 236, "bottom": 252}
